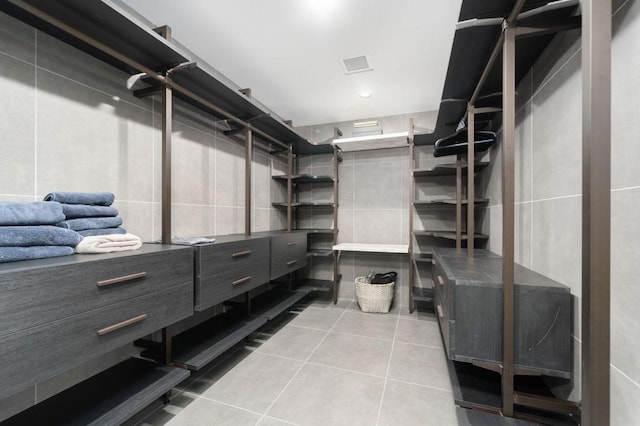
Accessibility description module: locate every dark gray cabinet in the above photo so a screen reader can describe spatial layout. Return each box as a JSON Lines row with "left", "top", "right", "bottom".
{"left": 0, "top": 244, "right": 194, "bottom": 413}
{"left": 194, "top": 235, "right": 271, "bottom": 311}
{"left": 432, "top": 248, "right": 572, "bottom": 378}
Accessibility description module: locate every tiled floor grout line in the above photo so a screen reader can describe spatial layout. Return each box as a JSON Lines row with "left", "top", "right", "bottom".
{"left": 183, "top": 391, "right": 265, "bottom": 417}
{"left": 374, "top": 307, "right": 402, "bottom": 426}
{"left": 304, "top": 361, "right": 387, "bottom": 380}
{"left": 254, "top": 303, "right": 352, "bottom": 425}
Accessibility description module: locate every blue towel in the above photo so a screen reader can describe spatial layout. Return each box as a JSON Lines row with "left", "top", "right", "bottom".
{"left": 43, "top": 192, "right": 115, "bottom": 206}
{"left": 78, "top": 227, "right": 127, "bottom": 237}
{"left": 0, "top": 246, "right": 74, "bottom": 263}
{"left": 57, "top": 216, "right": 123, "bottom": 231}
{"left": 0, "top": 226, "right": 82, "bottom": 247}
{"left": 61, "top": 204, "right": 119, "bottom": 219}
{"left": 0, "top": 201, "right": 65, "bottom": 226}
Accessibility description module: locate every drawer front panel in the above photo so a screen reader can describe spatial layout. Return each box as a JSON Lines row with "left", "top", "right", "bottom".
{"left": 432, "top": 260, "right": 450, "bottom": 318}
{"left": 196, "top": 238, "right": 269, "bottom": 278}
{"left": 0, "top": 283, "right": 192, "bottom": 401}
{"left": 195, "top": 258, "right": 270, "bottom": 311}
{"left": 269, "top": 232, "right": 307, "bottom": 257}
{"left": 270, "top": 252, "right": 308, "bottom": 280}
{"left": 0, "top": 248, "right": 194, "bottom": 338}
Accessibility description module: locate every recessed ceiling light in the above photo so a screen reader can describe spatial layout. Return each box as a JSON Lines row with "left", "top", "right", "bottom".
{"left": 360, "top": 91, "right": 372, "bottom": 98}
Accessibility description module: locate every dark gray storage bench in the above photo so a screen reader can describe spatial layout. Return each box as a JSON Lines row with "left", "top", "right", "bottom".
{"left": 432, "top": 248, "right": 572, "bottom": 378}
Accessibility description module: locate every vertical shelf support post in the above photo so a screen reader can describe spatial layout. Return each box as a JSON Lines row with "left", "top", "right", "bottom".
{"left": 286, "top": 145, "right": 293, "bottom": 231}
{"left": 158, "top": 27, "right": 173, "bottom": 245}
{"left": 409, "top": 119, "right": 415, "bottom": 312}
{"left": 467, "top": 106, "right": 475, "bottom": 256}
{"left": 581, "top": 0, "right": 611, "bottom": 424}
{"left": 245, "top": 127, "right": 253, "bottom": 236}
{"left": 456, "top": 154, "right": 463, "bottom": 249}
{"left": 501, "top": 22, "right": 517, "bottom": 418}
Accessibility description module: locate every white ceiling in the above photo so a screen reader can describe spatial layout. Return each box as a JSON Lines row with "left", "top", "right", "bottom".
{"left": 122, "top": 0, "right": 462, "bottom": 126}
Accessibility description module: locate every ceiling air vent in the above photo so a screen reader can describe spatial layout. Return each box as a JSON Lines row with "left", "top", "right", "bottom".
{"left": 341, "top": 55, "right": 373, "bottom": 74}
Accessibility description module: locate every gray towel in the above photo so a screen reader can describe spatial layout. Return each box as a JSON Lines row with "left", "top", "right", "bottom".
{"left": 78, "top": 227, "right": 127, "bottom": 237}
{"left": 43, "top": 192, "right": 115, "bottom": 206}
{"left": 0, "top": 246, "right": 74, "bottom": 263}
{"left": 57, "top": 216, "right": 123, "bottom": 231}
{"left": 0, "top": 226, "right": 82, "bottom": 247}
{"left": 61, "top": 204, "right": 119, "bottom": 219}
{"left": 0, "top": 201, "right": 65, "bottom": 226}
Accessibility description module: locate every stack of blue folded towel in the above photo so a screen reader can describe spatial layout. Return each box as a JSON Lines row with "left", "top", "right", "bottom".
{"left": 0, "top": 201, "right": 82, "bottom": 263}
{"left": 44, "top": 192, "right": 127, "bottom": 237}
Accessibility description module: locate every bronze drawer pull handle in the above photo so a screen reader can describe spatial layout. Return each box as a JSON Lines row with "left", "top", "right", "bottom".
{"left": 232, "top": 276, "right": 252, "bottom": 286}
{"left": 96, "top": 314, "right": 148, "bottom": 336}
{"left": 287, "top": 241, "right": 298, "bottom": 247}
{"left": 437, "top": 275, "right": 444, "bottom": 286}
{"left": 232, "top": 250, "right": 252, "bottom": 258}
{"left": 97, "top": 272, "right": 148, "bottom": 287}
{"left": 436, "top": 304, "right": 444, "bottom": 318}
{"left": 287, "top": 259, "right": 298, "bottom": 266}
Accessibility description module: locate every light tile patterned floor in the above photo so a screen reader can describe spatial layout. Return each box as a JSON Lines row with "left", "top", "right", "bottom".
{"left": 134, "top": 298, "right": 458, "bottom": 426}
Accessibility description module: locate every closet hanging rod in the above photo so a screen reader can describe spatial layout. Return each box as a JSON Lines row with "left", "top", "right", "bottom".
{"left": 6, "top": 0, "right": 290, "bottom": 151}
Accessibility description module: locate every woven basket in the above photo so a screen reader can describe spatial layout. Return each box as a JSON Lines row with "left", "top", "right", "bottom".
{"left": 354, "top": 276, "right": 395, "bottom": 313}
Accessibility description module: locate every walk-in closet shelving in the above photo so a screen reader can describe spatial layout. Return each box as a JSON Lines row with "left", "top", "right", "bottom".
{"left": 408, "top": 139, "right": 490, "bottom": 311}
{"left": 270, "top": 139, "right": 341, "bottom": 303}
{"left": 0, "top": 0, "right": 338, "bottom": 422}
{"left": 420, "top": 0, "right": 601, "bottom": 423}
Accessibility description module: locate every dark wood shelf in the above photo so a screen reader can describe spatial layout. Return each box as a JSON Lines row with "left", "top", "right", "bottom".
{"left": 413, "top": 161, "right": 489, "bottom": 177}
{"left": 272, "top": 174, "right": 335, "bottom": 184}
{"left": 250, "top": 289, "right": 307, "bottom": 321}
{"left": 414, "top": 198, "right": 489, "bottom": 206}
{"left": 413, "top": 287, "right": 434, "bottom": 302}
{"left": 307, "top": 249, "right": 334, "bottom": 257}
{"left": 297, "top": 228, "right": 335, "bottom": 235}
{"left": 272, "top": 202, "right": 335, "bottom": 208}
{"left": 171, "top": 312, "right": 267, "bottom": 371}
{"left": 1, "top": 358, "right": 189, "bottom": 426}
{"left": 412, "top": 252, "right": 434, "bottom": 263}
{"left": 413, "top": 230, "right": 489, "bottom": 241}
{"left": 294, "top": 278, "right": 334, "bottom": 294}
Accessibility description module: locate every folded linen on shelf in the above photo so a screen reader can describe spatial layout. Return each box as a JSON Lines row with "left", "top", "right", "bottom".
{"left": 76, "top": 233, "right": 142, "bottom": 254}
{"left": 61, "top": 204, "right": 119, "bottom": 219}
{"left": 57, "top": 216, "right": 123, "bottom": 231}
{"left": 0, "top": 245, "right": 74, "bottom": 263}
{"left": 0, "top": 201, "right": 65, "bottom": 226}
{"left": 170, "top": 236, "right": 216, "bottom": 245}
{"left": 0, "top": 226, "right": 82, "bottom": 247}
{"left": 43, "top": 192, "right": 115, "bottom": 206}
{"left": 77, "top": 227, "right": 127, "bottom": 237}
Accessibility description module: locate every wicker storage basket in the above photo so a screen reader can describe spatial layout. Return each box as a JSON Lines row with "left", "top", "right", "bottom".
{"left": 355, "top": 276, "right": 395, "bottom": 313}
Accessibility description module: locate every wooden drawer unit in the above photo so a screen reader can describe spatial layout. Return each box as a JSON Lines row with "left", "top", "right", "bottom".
{"left": 269, "top": 231, "right": 307, "bottom": 254}
{"left": 268, "top": 231, "right": 308, "bottom": 280}
{"left": 432, "top": 248, "right": 572, "bottom": 378}
{"left": 0, "top": 244, "right": 193, "bottom": 338}
{"left": 194, "top": 235, "right": 270, "bottom": 312}
{"left": 195, "top": 235, "right": 270, "bottom": 279}
{"left": 0, "top": 283, "right": 192, "bottom": 401}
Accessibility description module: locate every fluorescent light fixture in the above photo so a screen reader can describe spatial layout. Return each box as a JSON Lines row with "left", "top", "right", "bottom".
{"left": 354, "top": 120, "right": 378, "bottom": 128}
{"left": 359, "top": 91, "right": 372, "bottom": 98}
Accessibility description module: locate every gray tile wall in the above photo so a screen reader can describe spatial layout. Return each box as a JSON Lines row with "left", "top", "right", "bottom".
{"left": 0, "top": 11, "right": 277, "bottom": 241}
{"left": 482, "top": 0, "right": 640, "bottom": 416}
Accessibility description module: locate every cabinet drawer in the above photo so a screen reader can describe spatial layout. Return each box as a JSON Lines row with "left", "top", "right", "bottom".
{"left": 196, "top": 238, "right": 270, "bottom": 278}
{"left": 270, "top": 252, "right": 307, "bottom": 280}
{"left": 0, "top": 246, "right": 193, "bottom": 338}
{"left": 0, "top": 283, "right": 192, "bottom": 401}
{"left": 269, "top": 232, "right": 307, "bottom": 256}
{"left": 432, "top": 260, "right": 451, "bottom": 318}
{"left": 195, "top": 258, "right": 270, "bottom": 311}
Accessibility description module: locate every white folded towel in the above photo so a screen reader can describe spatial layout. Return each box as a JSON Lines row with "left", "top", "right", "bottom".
{"left": 170, "top": 236, "right": 216, "bottom": 245}
{"left": 76, "top": 233, "right": 142, "bottom": 254}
